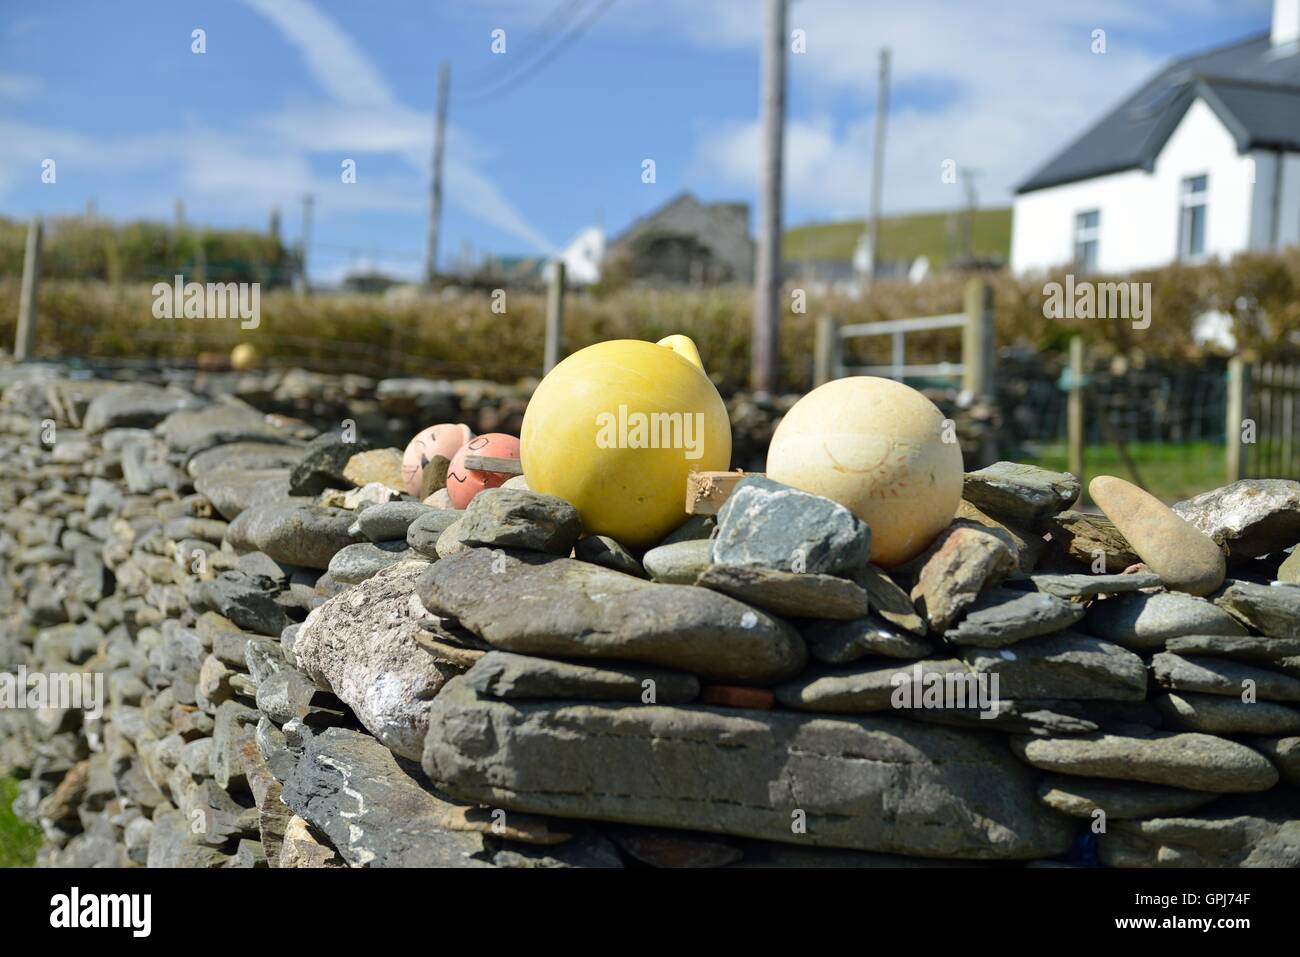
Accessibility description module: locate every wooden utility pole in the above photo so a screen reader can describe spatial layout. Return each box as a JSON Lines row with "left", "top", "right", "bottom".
{"left": 425, "top": 61, "right": 450, "bottom": 287}
{"left": 1226, "top": 355, "right": 1248, "bottom": 483}
{"left": 543, "top": 261, "right": 566, "bottom": 374}
{"left": 863, "top": 47, "right": 891, "bottom": 287}
{"left": 15, "top": 217, "right": 43, "bottom": 361}
{"left": 751, "top": 0, "right": 786, "bottom": 397}
{"left": 1068, "top": 336, "right": 1086, "bottom": 486}
{"left": 300, "top": 193, "right": 314, "bottom": 294}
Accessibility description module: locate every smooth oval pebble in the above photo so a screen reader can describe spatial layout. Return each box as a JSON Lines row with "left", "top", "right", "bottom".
{"left": 1088, "top": 475, "right": 1225, "bottom": 596}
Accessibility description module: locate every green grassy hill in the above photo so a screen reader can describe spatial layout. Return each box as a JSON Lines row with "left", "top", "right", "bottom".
{"left": 785, "top": 207, "right": 1012, "bottom": 267}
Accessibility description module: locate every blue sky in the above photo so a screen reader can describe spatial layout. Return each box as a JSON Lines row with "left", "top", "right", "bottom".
{"left": 0, "top": 0, "right": 1275, "bottom": 283}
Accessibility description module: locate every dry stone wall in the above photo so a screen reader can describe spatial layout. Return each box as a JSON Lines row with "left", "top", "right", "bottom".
{"left": 1, "top": 363, "right": 1298, "bottom": 868}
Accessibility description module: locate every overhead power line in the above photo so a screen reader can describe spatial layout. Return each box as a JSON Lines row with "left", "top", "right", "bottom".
{"left": 458, "top": 0, "right": 618, "bottom": 105}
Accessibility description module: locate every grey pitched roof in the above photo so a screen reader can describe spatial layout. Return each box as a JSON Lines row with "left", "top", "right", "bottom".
{"left": 1017, "top": 32, "right": 1300, "bottom": 194}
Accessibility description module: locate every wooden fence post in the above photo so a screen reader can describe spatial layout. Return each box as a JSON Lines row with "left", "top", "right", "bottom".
{"left": 543, "top": 260, "right": 566, "bottom": 375}
{"left": 961, "top": 278, "right": 993, "bottom": 399}
{"left": 1068, "top": 336, "right": 1085, "bottom": 486}
{"left": 1226, "top": 355, "right": 1248, "bottom": 483}
{"left": 15, "top": 217, "right": 43, "bottom": 361}
{"left": 961, "top": 278, "right": 995, "bottom": 465}
{"left": 813, "top": 315, "right": 839, "bottom": 387}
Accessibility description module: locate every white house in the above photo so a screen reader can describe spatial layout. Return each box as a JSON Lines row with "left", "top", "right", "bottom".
{"left": 1012, "top": 0, "right": 1300, "bottom": 275}
{"left": 556, "top": 225, "right": 605, "bottom": 286}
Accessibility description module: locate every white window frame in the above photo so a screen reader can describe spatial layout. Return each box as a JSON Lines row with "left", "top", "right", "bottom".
{"left": 1073, "top": 209, "right": 1100, "bottom": 272}
{"left": 1179, "top": 174, "right": 1208, "bottom": 261}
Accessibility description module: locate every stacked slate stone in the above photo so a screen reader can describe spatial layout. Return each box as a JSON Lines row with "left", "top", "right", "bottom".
{"left": 3, "top": 370, "right": 1299, "bottom": 868}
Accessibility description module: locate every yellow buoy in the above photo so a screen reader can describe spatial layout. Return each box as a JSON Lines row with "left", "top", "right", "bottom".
{"left": 230, "top": 343, "right": 260, "bottom": 371}
{"left": 766, "top": 376, "right": 963, "bottom": 567}
{"left": 521, "top": 335, "right": 731, "bottom": 547}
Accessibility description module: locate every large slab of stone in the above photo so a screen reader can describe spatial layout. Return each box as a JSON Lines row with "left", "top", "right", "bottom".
{"left": 418, "top": 549, "right": 807, "bottom": 684}
{"left": 281, "top": 727, "right": 491, "bottom": 868}
{"left": 295, "top": 561, "right": 460, "bottom": 760}
{"left": 423, "top": 678, "right": 1075, "bottom": 860}
{"left": 227, "top": 502, "right": 358, "bottom": 570}
{"left": 774, "top": 658, "right": 974, "bottom": 713}
{"left": 1173, "top": 479, "right": 1300, "bottom": 559}
{"left": 802, "top": 614, "right": 934, "bottom": 664}
{"left": 1036, "top": 774, "right": 1218, "bottom": 820}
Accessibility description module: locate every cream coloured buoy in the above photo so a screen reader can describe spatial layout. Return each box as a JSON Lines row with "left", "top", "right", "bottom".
{"left": 766, "top": 376, "right": 963, "bottom": 567}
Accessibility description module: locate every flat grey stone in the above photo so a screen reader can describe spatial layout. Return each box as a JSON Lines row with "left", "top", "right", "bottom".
{"left": 572, "top": 535, "right": 645, "bottom": 578}
{"left": 457, "top": 488, "right": 582, "bottom": 555}
{"left": 642, "top": 539, "right": 712, "bottom": 584}
{"left": 419, "top": 549, "right": 807, "bottom": 684}
{"left": 1153, "top": 691, "right": 1300, "bottom": 735}
{"left": 962, "top": 462, "right": 1080, "bottom": 529}
{"left": 282, "top": 727, "right": 491, "bottom": 868}
{"left": 1084, "top": 590, "right": 1246, "bottom": 652}
{"left": 1152, "top": 651, "right": 1300, "bottom": 702}
{"left": 774, "top": 658, "right": 974, "bottom": 713}
{"left": 1173, "top": 479, "right": 1300, "bottom": 559}
{"left": 695, "top": 564, "right": 869, "bottom": 620}
{"left": 1211, "top": 579, "right": 1300, "bottom": 639}
{"left": 944, "top": 587, "right": 1085, "bottom": 647}
{"left": 1166, "top": 632, "right": 1300, "bottom": 662}
{"left": 327, "top": 540, "right": 415, "bottom": 585}
{"left": 203, "top": 571, "right": 290, "bottom": 637}
{"left": 423, "top": 678, "right": 1074, "bottom": 860}
{"left": 187, "top": 441, "right": 303, "bottom": 479}
{"left": 1036, "top": 774, "right": 1218, "bottom": 820}
{"left": 851, "top": 564, "right": 925, "bottom": 634}
{"left": 194, "top": 469, "right": 292, "bottom": 521}
{"left": 406, "top": 508, "right": 461, "bottom": 557}
{"left": 963, "top": 631, "right": 1147, "bottom": 701}
{"left": 1011, "top": 730, "right": 1279, "bottom": 792}
{"left": 289, "top": 433, "right": 366, "bottom": 497}
{"left": 462, "top": 651, "right": 699, "bottom": 704}
{"left": 357, "top": 501, "right": 432, "bottom": 542}
{"left": 1249, "top": 736, "right": 1300, "bottom": 786}
{"left": 712, "top": 476, "right": 869, "bottom": 575}
{"left": 802, "top": 613, "right": 934, "bottom": 664}
{"left": 158, "top": 402, "right": 295, "bottom": 455}
{"left": 84, "top": 384, "right": 203, "bottom": 434}
{"left": 1012, "top": 572, "right": 1161, "bottom": 599}
{"left": 227, "top": 502, "right": 358, "bottom": 570}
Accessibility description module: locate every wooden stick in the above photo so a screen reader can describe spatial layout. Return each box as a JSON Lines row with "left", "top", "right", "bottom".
{"left": 462, "top": 454, "right": 524, "bottom": 475}
{"left": 686, "top": 470, "right": 761, "bottom": 515}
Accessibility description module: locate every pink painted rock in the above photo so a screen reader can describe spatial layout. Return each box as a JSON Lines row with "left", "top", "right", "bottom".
{"left": 1088, "top": 475, "right": 1225, "bottom": 596}
{"left": 402, "top": 424, "right": 474, "bottom": 497}
{"left": 446, "top": 433, "right": 521, "bottom": 509}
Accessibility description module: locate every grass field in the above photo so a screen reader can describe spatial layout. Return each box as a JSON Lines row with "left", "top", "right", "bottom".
{"left": 1024, "top": 441, "right": 1224, "bottom": 504}
{"left": 0, "top": 776, "right": 41, "bottom": 868}
{"left": 785, "top": 207, "right": 1012, "bottom": 266}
